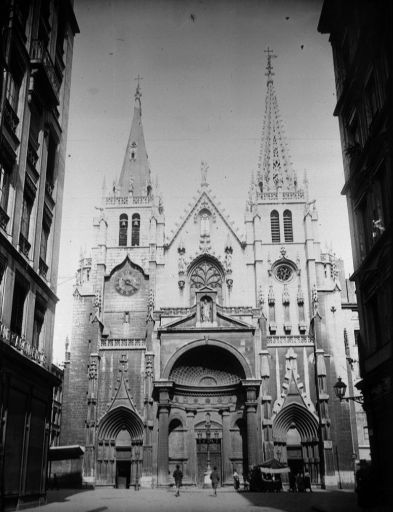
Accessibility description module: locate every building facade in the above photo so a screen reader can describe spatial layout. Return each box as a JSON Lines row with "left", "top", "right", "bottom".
{"left": 61, "top": 57, "right": 364, "bottom": 489}
{"left": 318, "top": 1, "right": 392, "bottom": 507}
{"left": 0, "top": 0, "right": 78, "bottom": 509}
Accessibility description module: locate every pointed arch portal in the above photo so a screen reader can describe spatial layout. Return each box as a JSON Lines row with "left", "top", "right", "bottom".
{"left": 272, "top": 403, "right": 321, "bottom": 484}
{"left": 96, "top": 406, "right": 144, "bottom": 488}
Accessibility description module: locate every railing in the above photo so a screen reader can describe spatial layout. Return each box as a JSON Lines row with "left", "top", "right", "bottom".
{"left": 0, "top": 205, "right": 10, "bottom": 231}
{"left": 27, "top": 140, "right": 39, "bottom": 170}
{"left": 19, "top": 232, "right": 31, "bottom": 258}
{"left": 0, "top": 320, "right": 48, "bottom": 368}
{"left": 30, "top": 39, "right": 61, "bottom": 98}
{"left": 100, "top": 338, "right": 146, "bottom": 350}
{"left": 257, "top": 190, "right": 305, "bottom": 201}
{"left": 105, "top": 195, "right": 150, "bottom": 206}
{"left": 3, "top": 99, "right": 19, "bottom": 134}
{"left": 283, "top": 190, "right": 304, "bottom": 200}
{"left": 39, "top": 257, "right": 49, "bottom": 279}
{"left": 266, "top": 335, "right": 312, "bottom": 346}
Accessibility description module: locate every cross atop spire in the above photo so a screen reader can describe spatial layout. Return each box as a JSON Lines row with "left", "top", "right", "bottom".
{"left": 264, "top": 46, "right": 277, "bottom": 84}
{"left": 134, "top": 74, "right": 143, "bottom": 105}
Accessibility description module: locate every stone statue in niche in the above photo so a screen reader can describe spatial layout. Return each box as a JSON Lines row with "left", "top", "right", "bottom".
{"left": 201, "top": 297, "right": 212, "bottom": 323}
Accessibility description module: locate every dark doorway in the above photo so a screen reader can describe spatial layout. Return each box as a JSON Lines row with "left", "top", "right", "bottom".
{"left": 116, "top": 460, "right": 130, "bottom": 489}
{"left": 196, "top": 439, "right": 222, "bottom": 487}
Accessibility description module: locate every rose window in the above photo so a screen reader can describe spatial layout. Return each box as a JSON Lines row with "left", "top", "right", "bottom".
{"left": 274, "top": 264, "right": 293, "bottom": 282}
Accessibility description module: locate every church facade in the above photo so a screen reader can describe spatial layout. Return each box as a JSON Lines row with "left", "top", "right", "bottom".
{"left": 60, "top": 58, "right": 364, "bottom": 488}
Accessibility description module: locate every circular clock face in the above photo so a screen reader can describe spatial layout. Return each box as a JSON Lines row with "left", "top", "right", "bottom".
{"left": 115, "top": 268, "right": 141, "bottom": 296}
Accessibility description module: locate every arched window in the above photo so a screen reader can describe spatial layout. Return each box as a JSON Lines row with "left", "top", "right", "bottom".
{"left": 131, "top": 213, "right": 140, "bottom": 246}
{"left": 283, "top": 210, "right": 293, "bottom": 242}
{"left": 270, "top": 210, "right": 280, "bottom": 243}
{"left": 119, "top": 214, "right": 128, "bottom": 246}
{"left": 200, "top": 209, "right": 211, "bottom": 236}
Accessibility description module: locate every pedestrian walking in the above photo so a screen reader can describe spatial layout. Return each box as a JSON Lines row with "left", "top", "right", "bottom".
{"left": 233, "top": 469, "right": 240, "bottom": 491}
{"left": 52, "top": 473, "right": 59, "bottom": 490}
{"left": 289, "top": 471, "right": 296, "bottom": 492}
{"left": 304, "top": 468, "right": 312, "bottom": 492}
{"left": 210, "top": 466, "right": 220, "bottom": 496}
{"left": 173, "top": 464, "right": 183, "bottom": 497}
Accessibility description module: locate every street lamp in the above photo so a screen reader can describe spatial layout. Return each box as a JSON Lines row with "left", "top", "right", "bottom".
{"left": 205, "top": 414, "right": 211, "bottom": 473}
{"left": 333, "top": 378, "right": 364, "bottom": 405}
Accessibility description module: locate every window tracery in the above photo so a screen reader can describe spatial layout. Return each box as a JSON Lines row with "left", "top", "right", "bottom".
{"left": 190, "top": 261, "right": 222, "bottom": 290}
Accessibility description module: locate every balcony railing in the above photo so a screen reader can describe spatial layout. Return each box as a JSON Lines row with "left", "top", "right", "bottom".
{"left": 19, "top": 232, "right": 31, "bottom": 258}
{"left": 3, "top": 99, "right": 19, "bottom": 134}
{"left": 27, "top": 140, "right": 39, "bottom": 170}
{"left": 0, "top": 320, "right": 48, "bottom": 369}
{"left": 30, "top": 39, "right": 61, "bottom": 99}
{"left": 0, "top": 205, "right": 10, "bottom": 231}
{"left": 39, "top": 257, "right": 49, "bottom": 279}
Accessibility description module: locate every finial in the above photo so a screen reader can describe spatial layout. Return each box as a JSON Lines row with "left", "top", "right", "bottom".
{"left": 134, "top": 74, "right": 143, "bottom": 104}
{"left": 264, "top": 46, "right": 277, "bottom": 84}
{"left": 200, "top": 160, "right": 209, "bottom": 186}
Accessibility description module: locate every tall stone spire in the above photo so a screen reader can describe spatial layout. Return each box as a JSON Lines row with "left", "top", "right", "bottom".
{"left": 256, "top": 48, "right": 297, "bottom": 193}
{"left": 118, "top": 78, "right": 151, "bottom": 197}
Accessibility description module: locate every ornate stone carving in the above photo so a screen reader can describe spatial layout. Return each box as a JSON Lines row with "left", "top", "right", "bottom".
{"left": 200, "top": 296, "right": 213, "bottom": 322}
{"left": 190, "top": 261, "right": 222, "bottom": 290}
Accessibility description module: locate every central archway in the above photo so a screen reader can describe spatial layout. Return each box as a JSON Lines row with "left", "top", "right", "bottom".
{"left": 159, "top": 341, "right": 252, "bottom": 486}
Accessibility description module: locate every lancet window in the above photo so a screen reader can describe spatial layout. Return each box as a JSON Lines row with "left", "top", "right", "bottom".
{"left": 283, "top": 209, "right": 293, "bottom": 242}
{"left": 270, "top": 210, "right": 280, "bottom": 243}
{"left": 119, "top": 214, "right": 128, "bottom": 246}
{"left": 131, "top": 213, "right": 140, "bottom": 246}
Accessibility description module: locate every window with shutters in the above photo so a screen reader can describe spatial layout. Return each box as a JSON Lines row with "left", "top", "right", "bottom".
{"left": 283, "top": 210, "right": 293, "bottom": 242}
{"left": 131, "top": 213, "right": 140, "bottom": 246}
{"left": 119, "top": 214, "right": 128, "bottom": 246}
{"left": 270, "top": 210, "right": 280, "bottom": 243}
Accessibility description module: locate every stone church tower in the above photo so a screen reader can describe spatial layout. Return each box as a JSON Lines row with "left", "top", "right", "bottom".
{"left": 61, "top": 58, "right": 363, "bottom": 488}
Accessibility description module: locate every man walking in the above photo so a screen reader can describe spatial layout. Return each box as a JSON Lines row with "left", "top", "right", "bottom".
{"left": 210, "top": 466, "right": 220, "bottom": 496}
{"left": 173, "top": 465, "right": 183, "bottom": 497}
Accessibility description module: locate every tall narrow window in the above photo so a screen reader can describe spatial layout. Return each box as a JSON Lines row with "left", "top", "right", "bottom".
{"left": 20, "top": 193, "right": 33, "bottom": 257}
{"left": 0, "top": 163, "right": 11, "bottom": 218}
{"left": 270, "top": 210, "right": 280, "bottom": 243}
{"left": 283, "top": 210, "right": 293, "bottom": 242}
{"left": 33, "top": 297, "right": 46, "bottom": 349}
{"left": 119, "top": 214, "right": 128, "bottom": 246}
{"left": 131, "top": 213, "right": 140, "bottom": 246}
{"left": 10, "top": 275, "right": 29, "bottom": 336}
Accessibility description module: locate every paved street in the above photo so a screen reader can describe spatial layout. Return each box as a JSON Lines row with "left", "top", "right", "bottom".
{"left": 21, "top": 487, "right": 360, "bottom": 512}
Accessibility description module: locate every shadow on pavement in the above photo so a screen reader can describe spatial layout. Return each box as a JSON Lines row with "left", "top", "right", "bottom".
{"left": 46, "top": 488, "right": 92, "bottom": 504}
{"left": 237, "top": 489, "right": 360, "bottom": 512}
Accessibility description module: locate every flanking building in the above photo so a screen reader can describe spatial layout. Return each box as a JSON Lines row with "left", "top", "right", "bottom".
{"left": 0, "top": 1, "right": 78, "bottom": 509}
{"left": 319, "top": 1, "right": 392, "bottom": 508}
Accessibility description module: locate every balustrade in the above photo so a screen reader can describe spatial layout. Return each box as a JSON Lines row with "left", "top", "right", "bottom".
{"left": 30, "top": 40, "right": 61, "bottom": 100}
{"left": 0, "top": 319, "right": 48, "bottom": 368}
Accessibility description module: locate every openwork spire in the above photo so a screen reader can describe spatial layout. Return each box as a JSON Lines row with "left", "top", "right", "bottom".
{"left": 256, "top": 49, "right": 297, "bottom": 193}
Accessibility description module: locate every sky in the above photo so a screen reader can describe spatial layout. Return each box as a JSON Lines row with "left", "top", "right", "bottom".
{"left": 53, "top": 0, "right": 353, "bottom": 364}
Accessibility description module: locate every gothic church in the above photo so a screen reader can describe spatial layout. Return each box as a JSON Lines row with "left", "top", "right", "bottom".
{"left": 60, "top": 56, "right": 362, "bottom": 488}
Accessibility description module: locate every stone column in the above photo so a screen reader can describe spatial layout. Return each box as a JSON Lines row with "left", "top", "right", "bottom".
{"left": 157, "top": 404, "right": 170, "bottom": 486}
{"left": 220, "top": 409, "right": 232, "bottom": 485}
{"left": 242, "top": 380, "right": 261, "bottom": 469}
{"left": 245, "top": 402, "right": 259, "bottom": 467}
{"left": 185, "top": 409, "right": 197, "bottom": 484}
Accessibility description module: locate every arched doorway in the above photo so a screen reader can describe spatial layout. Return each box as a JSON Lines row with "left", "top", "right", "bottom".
{"left": 273, "top": 403, "right": 320, "bottom": 484}
{"left": 96, "top": 406, "right": 143, "bottom": 487}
